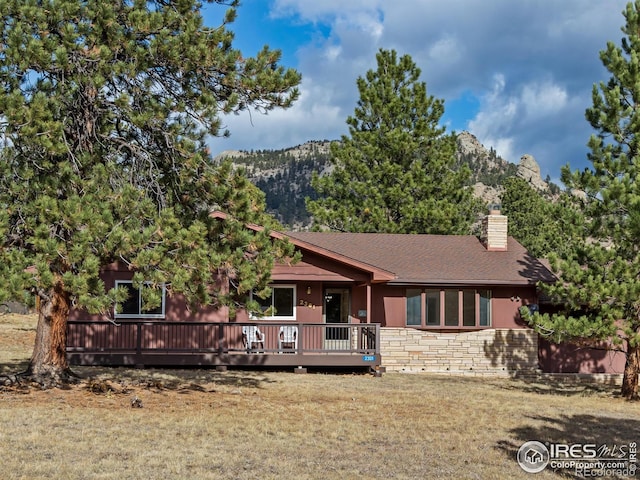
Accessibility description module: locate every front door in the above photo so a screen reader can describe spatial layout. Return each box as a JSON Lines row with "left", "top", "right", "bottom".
{"left": 324, "top": 288, "right": 350, "bottom": 349}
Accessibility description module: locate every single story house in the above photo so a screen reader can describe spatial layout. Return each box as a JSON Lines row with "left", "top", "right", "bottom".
{"left": 66, "top": 210, "right": 626, "bottom": 376}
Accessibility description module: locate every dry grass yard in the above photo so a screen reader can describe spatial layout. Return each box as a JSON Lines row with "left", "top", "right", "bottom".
{"left": 1, "top": 314, "right": 639, "bottom": 479}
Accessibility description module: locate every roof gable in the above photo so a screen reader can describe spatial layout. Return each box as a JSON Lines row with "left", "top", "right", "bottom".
{"left": 208, "top": 210, "right": 395, "bottom": 282}
{"left": 282, "top": 234, "right": 396, "bottom": 282}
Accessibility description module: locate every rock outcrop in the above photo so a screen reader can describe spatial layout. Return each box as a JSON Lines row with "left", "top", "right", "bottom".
{"left": 516, "top": 154, "right": 548, "bottom": 191}
{"left": 473, "top": 182, "right": 503, "bottom": 207}
{"left": 456, "top": 131, "right": 489, "bottom": 160}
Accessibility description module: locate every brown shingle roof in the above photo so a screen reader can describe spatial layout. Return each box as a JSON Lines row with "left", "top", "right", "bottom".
{"left": 285, "top": 232, "right": 555, "bottom": 285}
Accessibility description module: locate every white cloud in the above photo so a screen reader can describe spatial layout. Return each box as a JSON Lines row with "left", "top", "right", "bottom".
{"left": 468, "top": 74, "right": 577, "bottom": 168}
{"left": 272, "top": 0, "right": 383, "bottom": 24}
{"left": 335, "top": 12, "right": 384, "bottom": 42}
{"left": 210, "top": 80, "right": 345, "bottom": 154}
{"left": 428, "top": 35, "right": 462, "bottom": 65}
{"left": 468, "top": 74, "right": 517, "bottom": 161}
{"left": 521, "top": 81, "right": 568, "bottom": 119}
{"left": 323, "top": 45, "right": 341, "bottom": 62}
{"left": 214, "top": 0, "right": 630, "bottom": 178}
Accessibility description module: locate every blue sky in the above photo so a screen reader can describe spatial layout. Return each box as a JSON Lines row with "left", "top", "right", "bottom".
{"left": 203, "top": 0, "right": 629, "bottom": 182}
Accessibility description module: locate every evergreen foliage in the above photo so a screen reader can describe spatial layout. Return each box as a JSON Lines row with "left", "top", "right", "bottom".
{"left": 522, "top": 1, "right": 640, "bottom": 399}
{"left": 226, "top": 143, "right": 330, "bottom": 226}
{"left": 501, "top": 177, "right": 581, "bottom": 259}
{"left": 457, "top": 149, "right": 518, "bottom": 187}
{"left": 306, "top": 49, "right": 482, "bottom": 234}
{"left": 0, "top": 0, "right": 300, "bottom": 381}
{"left": 229, "top": 138, "right": 517, "bottom": 229}
{"left": 253, "top": 155, "right": 324, "bottom": 227}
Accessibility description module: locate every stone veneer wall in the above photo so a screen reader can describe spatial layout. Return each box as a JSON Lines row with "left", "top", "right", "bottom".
{"left": 380, "top": 327, "right": 539, "bottom": 376}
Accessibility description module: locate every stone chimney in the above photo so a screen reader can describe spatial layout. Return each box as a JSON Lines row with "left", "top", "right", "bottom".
{"left": 481, "top": 206, "right": 508, "bottom": 251}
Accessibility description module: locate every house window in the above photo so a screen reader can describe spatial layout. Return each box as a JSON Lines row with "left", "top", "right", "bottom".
{"left": 405, "top": 288, "right": 492, "bottom": 328}
{"left": 253, "top": 285, "right": 296, "bottom": 320}
{"left": 444, "top": 290, "right": 459, "bottom": 326}
{"left": 115, "top": 281, "right": 166, "bottom": 318}
{"left": 462, "top": 290, "right": 475, "bottom": 327}
{"left": 479, "top": 290, "right": 491, "bottom": 326}
{"left": 406, "top": 289, "right": 422, "bottom": 326}
{"left": 426, "top": 290, "right": 440, "bottom": 326}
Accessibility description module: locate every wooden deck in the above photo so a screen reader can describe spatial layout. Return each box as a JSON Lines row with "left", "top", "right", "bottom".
{"left": 66, "top": 321, "right": 381, "bottom": 371}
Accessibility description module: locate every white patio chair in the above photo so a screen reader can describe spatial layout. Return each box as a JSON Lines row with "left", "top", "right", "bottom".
{"left": 278, "top": 325, "right": 298, "bottom": 353}
{"left": 242, "top": 325, "right": 264, "bottom": 352}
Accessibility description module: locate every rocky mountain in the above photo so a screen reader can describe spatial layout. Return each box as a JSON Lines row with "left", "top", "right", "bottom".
{"left": 455, "top": 131, "right": 555, "bottom": 205}
{"left": 214, "top": 132, "right": 552, "bottom": 228}
{"left": 215, "top": 141, "right": 332, "bottom": 228}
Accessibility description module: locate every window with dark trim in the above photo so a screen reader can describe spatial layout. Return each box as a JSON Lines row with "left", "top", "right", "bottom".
{"left": 426, "top": 290, "right": 440, "bottom": 326}
{"left": 115, "top": 281, "right": 166, "bottom": 319}
{"left": 406, "top": 289, "right": 422, "bottom": 326}
{"left": 405, "top": 288, "right": 492, "bottom": 328}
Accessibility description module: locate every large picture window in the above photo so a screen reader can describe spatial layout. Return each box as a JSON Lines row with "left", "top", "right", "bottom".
{"left": 252, "top": 285, "right": 296, "bottom": 320}
{"left": 115, "top": 281, "right": 166, "bottom": 319}
{"left": 405, "top": 289, "right": 492, "bottom": 328}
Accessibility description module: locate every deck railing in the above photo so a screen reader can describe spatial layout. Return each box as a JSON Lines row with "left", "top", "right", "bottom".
{"left": 66, "top": 321, "right": 380, "bottom": 357}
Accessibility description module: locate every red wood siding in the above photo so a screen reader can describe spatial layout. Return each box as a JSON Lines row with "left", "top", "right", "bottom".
{"left": 491, "top": 286, "right": 535, "bottom": 328}
{"left": 69, "top": 266, "right": 228, "bottom": 322}
{"left": 538, "top": 337, "right": 627, "bottom": 374}
{"left": 271, "top": 251, "right": 370, "bottom": 282}
{"left": 374, "top": 285, "right": 535, "bottom": 329}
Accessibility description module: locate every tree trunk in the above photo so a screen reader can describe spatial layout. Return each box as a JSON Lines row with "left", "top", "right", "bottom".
{"left": 621, "top": 340, "right": 639, "bottom": 400}
{"left": 25, "top": 281, "right": 73, "bottom": 386}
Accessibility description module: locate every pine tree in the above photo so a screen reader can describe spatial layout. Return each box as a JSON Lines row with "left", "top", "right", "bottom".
{"left": 0, "top": 0, "right": 300, "bottom": 385}
{"left": 501, "top": 177, "right": 581, "bottom": 259}
{"left": 306, "top": 49, "right": 481, "bottom": 234}
{"left": 523, "top": 1, "right": 640, "bottom": 399}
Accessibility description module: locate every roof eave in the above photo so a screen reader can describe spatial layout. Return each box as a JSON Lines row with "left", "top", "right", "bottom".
{"left": 388, "top": 279, "right": 544, "bottom": 287}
